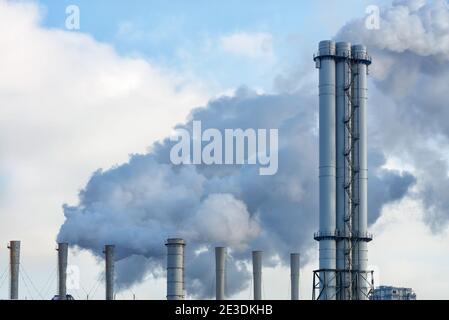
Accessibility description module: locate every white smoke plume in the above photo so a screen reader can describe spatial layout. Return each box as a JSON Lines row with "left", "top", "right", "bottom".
{"left": 337, "top": 0, "right": 449, "bottom": 228}
{"left": 59, "top": 0, "right": 449, "bottom": 298}
{"left": 58, "top": 85, "right": 414, "bottom": 296}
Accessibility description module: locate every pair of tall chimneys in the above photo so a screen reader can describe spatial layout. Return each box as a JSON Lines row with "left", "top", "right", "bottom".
{"left": 55, "top": 243, "right": 116, "bottom": 300}
{"left": 55, "top": 243, "right": 115, "bottom": 300}
{"left": 165, "top": 239, "right": 301, "bottom": 300}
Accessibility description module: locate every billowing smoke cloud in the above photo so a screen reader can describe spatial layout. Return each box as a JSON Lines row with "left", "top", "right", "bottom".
{"left": 58, "top": 84, "right": 414, "bottom": 296}
{"left": 60, "top": 0, "right": 449, "bottom": 298}
{"left": 337, "top": 0, "right": 449, "bottom": 228}
{"left": 368, "top": 151, "right": 417, "bottom": 225}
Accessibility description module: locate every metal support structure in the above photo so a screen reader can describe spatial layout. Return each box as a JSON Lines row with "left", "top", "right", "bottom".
{"left": 215, "top": 247, "right": 226, "bottom": 300}
{"left": 337, "top": 41, "right": 354, "bottom": 300}
{"left": 252, "top": 251, "right": 263, "bottom": 300}
{"left": 290, "top": 253, "right": 300, "bottom": 300}
{"left": 313, "top": 40, "right": 373, "bottom": 300}
{"left": 8, "top": 241, "right": 20, "bottom": 300}
{"left": 104, "top": 245, "right": 115, "bottom": 300}
{"left": 57, "top": 243, "right": 69, "bottom": 300}
{"left": 166, "top": 238, "right": 185, "bottom": 300}
{"left": 313, "top": 269, "right": 374, "bottom": 300}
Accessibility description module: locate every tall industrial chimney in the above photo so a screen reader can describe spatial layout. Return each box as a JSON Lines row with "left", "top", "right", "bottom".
{"left": 252, "top": 251, "right": 263, "bottom": 300}
{"left": 290, "top": 253, "right": 300, "bottom": 300}
{"left": 8, "top": 241, "right": 20, "bottom": 300}
{"left": 166, "top": 238, "right": 185, "bottom": 300}
{"left": 313, "top": 40, "right": 373, "bottom": 300}
{"left": 57, "top": 243, "right": 69, "bottom": 300}
{"left": 335, "top": 41, "right": 353, "bottom": 300}
{"left": 104, "top": 245, "right": 115, "bottom": 300}
{"left": 314, "top": 40, "right": 337, "bottom": 300}
{"left": 351, "top": 44, "right": 371, "bottom": 300}
{"left": 215, "top": 247, "right": 226, "bottom": 300}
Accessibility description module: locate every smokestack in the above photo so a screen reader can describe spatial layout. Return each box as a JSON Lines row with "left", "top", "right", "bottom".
{"left": 351, "top": 44, "right": 372, "bottom": 300}
{"left": 8, "top": 241, "right": 20, "bottom": 300}
{"left": 165, "top": 238, "right": 185, "bottom": 300}
{"left": 313, "top": 40, "right": 373, "bottom": 300}
{"left": 252, "top": 251, "right": 263, "bottom": 300}
{"left": 335, "top": 41, "right": 353, "bottom": 300}
{"left": 104, "top": 245, "right": 115, "bottom": 300}
{"left": 290, "top": 253, "right": 300, "bottom": 300}
{"left": 215, "top": 247, "right": 226, "bottom": 300}
{"left": 314, "top": 40, "right": 337, "bottom": 300}
{"left": 57, "top": 243, "right": 68, "bottom": 300}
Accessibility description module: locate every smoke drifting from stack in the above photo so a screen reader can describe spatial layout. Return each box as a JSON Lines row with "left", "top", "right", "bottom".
{"left": 57, "top": 87, "right": 414, "bottom": 297}
{"left": 57, "top": 2, "right": 439, "bottom": 298}
{"left": 336, "top": 0, "right": 449, "bottom": 229}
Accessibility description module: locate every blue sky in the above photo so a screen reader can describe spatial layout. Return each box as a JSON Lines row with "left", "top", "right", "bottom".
{"left": 37, "top": 0, "right": 388, "bottom": 91}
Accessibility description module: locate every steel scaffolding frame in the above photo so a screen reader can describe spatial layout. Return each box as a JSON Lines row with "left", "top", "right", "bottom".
{"left": 312, "top": 269, "right": 374, "bottom": 300}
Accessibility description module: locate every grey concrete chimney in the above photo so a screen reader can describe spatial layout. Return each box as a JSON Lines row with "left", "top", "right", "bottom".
{"left": 252, "top": 251, "right": 263, "bottom": 300}
{"left": 166, "top": 238, "right": 185, "bottom": 300}
{"left": 290, "top": 253, "right": 300, "bottom": 300}
{"left": 215, "top": 247, "right": 226, "bottom": 300}
{"left": 57, "top": 243, "right": 68, "bottom": 300}
{"left": 104, "top": 245, "right": 115, "bottom": 300}
{"left": 8, "top": 241, "right": 20, "bottom": 300}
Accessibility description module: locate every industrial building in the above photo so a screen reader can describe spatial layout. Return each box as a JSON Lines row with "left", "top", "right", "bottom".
{"left": 371, "top": 286, "right": 417, "bottom": 300}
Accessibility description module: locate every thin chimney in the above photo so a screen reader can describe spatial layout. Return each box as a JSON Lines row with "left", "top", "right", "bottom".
{"left": 215, "top": 247, "right": 226, "bottom": 300}
{"left": 252, "top": 251, "right": 263, "bottom": 300}
{"left": 57, "top": 243, "right": 68, "bottom": 300}
{"left": 104, "top": 245, "right": 115, "bottom": 300}
{"left": 8, "top": 241, "right": 20, "bottom": 300}
{"left": 290, "top": 253, "right": 300, "bottom": 300}
{"left": 165, "top": 238, "right": 185, "bottom": 300}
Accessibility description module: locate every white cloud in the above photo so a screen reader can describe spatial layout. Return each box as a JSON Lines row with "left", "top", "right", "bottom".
{"left": 0, "top": 0, "right": 210, "bottom": 299}
{"left": 370, "top": 197, "right": 449, "bottom": 299}
{"left": 220, "top": 32, "right": 275, "bottom": 60}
